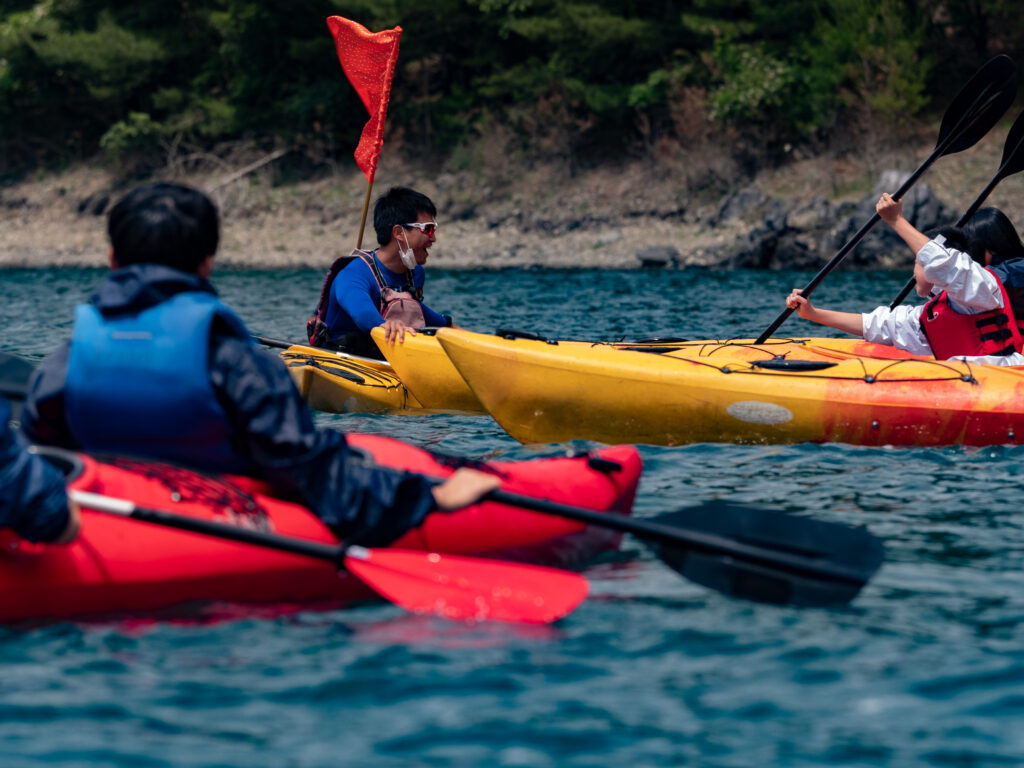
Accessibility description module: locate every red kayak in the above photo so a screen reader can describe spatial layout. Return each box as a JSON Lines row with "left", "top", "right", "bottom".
{"left": 0, "top": 434, "right": 641, "bottom": 622}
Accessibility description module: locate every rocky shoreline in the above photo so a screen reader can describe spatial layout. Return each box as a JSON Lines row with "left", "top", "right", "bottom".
{"left": 2, "top": 126, "right": 1022, "bottom": 271}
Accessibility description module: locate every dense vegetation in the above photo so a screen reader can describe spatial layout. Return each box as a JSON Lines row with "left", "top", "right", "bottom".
{"left": 1, "top": 0, "right": 1022, "bottom": 180}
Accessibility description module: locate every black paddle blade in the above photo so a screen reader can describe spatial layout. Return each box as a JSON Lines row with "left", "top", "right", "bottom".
{"left": 938, "top": 54, "right": 1016, "bottom": 156}
{"left": 996, "top": 108, "right": 1024, "bottom": 181}
{"left": 641, "top": 502, "right": 883, "bottom": 608}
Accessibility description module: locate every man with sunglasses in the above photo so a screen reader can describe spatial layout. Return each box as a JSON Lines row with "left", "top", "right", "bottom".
{"left": 311, "top": 187, "right": 453, "bottom": 360}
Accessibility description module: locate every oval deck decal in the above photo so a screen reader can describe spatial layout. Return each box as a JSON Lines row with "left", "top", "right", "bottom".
{"left": 726, "top": 401, "right": 793, "bottom": 425}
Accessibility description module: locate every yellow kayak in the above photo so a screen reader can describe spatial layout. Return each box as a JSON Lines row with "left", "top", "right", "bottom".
{"left": 436, "top": 327, "right": 1024, "bottom": 447}
{"left": 279, "top": 344, "right": 422, "bottom": 413}
{"left": 369, "top": 327, "right": 483, "bottom": 412}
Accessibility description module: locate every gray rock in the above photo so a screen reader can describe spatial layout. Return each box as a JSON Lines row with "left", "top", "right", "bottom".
{"left": 787, "top": 196, "right": 829, "bottom": 231}
{"left": 711, "top": 186, "right": 768, "bottom": 227}
{"left": 827, "top": 176, "right": 957, "bottom": 267}
{"left": 636, "top": 245, "right": 680, "bottom": 268}
{"left": 723, "top": 172, "right": 959, "bottom": 270}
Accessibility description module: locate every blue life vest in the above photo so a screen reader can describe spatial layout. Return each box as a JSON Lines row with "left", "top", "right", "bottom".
{"left": 65, "top": 292, "right": 256, "bottom": 475}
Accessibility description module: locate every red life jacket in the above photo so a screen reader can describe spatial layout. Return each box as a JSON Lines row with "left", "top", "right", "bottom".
{"left": 919, "top": 269, "right": 1024, "bottom": 359}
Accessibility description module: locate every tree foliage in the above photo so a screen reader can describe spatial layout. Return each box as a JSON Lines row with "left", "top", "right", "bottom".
{"left": 0, "top": 0, "right": 1021, "bottom": 175}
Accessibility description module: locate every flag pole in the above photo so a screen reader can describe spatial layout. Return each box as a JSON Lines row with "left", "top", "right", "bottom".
{"left": 356, "top": 178, "right": 373, "bottom": 249}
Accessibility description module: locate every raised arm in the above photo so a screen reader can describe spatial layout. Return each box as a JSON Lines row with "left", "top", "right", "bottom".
{"left": 877, "top": 193, "right": 930, "bottom": 255}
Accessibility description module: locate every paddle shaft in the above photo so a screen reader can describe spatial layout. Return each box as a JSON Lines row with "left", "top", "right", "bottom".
{"left": 75, "top": 475, "right": 871, "bottom": 590}
{"left": 755, "top": 81, "right": 1009, "bottom": 344}
{"left": 71, "top": 490, "right": 346, "bottom": 561}
{"left": 68, "top": 489, "right": 588, "bottom": 624}
{"left": 253, "top": 335, "right": 293, "bottom": 350}
{"left": 489, "top": 489, "right": 867, "bottom": 586}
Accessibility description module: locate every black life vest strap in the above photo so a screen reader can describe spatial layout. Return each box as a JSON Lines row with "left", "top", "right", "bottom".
{"left": 975, "top": 313, "right": 1009, "bottom": 328}
{"left": 980, "top": 328, "right": 1013, "bottom": 342}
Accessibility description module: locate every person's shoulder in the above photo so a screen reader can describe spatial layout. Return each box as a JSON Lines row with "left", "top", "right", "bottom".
{"left": 992, "top": 257, "right": 1024, "bottom": 281}
{"left": 340, "top": 252, "right": 372, "bottom": 270}
{"left": 337, "top": 255, "right": 375, "bottom": 282}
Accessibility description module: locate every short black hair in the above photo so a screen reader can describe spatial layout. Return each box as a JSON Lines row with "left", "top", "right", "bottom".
{"left": 107, "top": 183, "right": 219, "bottom": 273}
{"left": 372, "top": 187, "right": 436, "bottom": 246}
{"left": 926, "top": 225, "right": 986, "bottom": 265}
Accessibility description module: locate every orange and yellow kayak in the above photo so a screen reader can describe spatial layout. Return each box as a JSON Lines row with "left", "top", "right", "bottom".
{"left": 436, "top": 328, "right": 1024, "bottom": 447}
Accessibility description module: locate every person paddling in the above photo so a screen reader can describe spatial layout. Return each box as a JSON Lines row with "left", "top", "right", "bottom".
{"left": 306, "top": 187, "right": 453, "bottom": 359}
{"left": 785, "top": 193, "right": 1024, "bottom": 365}
{"left": 1, "top": 396, "right": 79, "bottom": 543}
{"left": 21, "top": 183, "right": 498, "bottom": 547}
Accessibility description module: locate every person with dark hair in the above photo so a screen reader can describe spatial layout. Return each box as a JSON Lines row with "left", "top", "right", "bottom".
{"left": 106, "top": 182, "right": 220, "bottom": 273}
{"left": 307, "top": 186, "right": 452, "bottom": 360}
{"left": 963, "top": 207, "right": 1024, "bottom": 266}
{"left": 1, "top": 396, "right": 79, "bottom": 544}
{"left": 965, "top": 207, "right": 1024, "bottom": 326}
{"left": 22, "top": 182, "right": 498, "bottom": 547}
{"left": 784, "top": 193, "right": 1024, "bottom": 364}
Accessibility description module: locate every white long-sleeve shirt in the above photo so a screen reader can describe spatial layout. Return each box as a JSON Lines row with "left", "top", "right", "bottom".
{"left": 861, "top": 238, "right": 1024, "bottom": 366}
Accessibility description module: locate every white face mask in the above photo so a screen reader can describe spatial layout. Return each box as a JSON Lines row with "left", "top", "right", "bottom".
{"left": 398, "top": 232, "right": 417, "bottom": 270}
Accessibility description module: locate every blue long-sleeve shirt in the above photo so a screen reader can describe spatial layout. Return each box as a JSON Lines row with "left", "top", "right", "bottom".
{"left": 21, "top": 265, "right": 437, "bottom": 547}
{"left": 1, "top": 397, "right": 70, "bottom": 542}
{"left": 325, "top": 254, "right": 447, "bottom": 335}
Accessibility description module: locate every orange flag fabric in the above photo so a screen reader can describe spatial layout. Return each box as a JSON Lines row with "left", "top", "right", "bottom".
{"left": 326, "top": 16, "right": 402, "bottom": 182}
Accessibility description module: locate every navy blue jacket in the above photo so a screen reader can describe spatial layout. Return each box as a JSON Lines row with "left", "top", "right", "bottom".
{"left": 21, "top": 265, "right": 436, "bottom": 547}
{"left": 1, "top": 397, "right": 70, "bottom": 542}
{"left": 991, "top": 258, "right": 1024, "bottom": 323}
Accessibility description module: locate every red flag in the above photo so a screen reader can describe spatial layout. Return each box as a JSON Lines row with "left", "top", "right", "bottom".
{"left": 326, "top": 16, "right": 402, "bottom": 182}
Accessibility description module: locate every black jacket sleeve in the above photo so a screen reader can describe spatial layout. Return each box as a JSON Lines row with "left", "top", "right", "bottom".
{"left": 1, "top": 398, "right": 71, "bottom": 542}
{"left": 20, "top": 342, "right": 79, "bottom": 450}
{"left": 208, "top": 336, "right": 438, "bottom": 547}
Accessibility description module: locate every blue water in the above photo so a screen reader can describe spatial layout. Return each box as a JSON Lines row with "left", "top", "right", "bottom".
{"left": 4, "top": 267, "right": 1024, "bottom": 767}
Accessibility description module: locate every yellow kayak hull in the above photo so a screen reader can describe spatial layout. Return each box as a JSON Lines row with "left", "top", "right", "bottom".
{"left": 280, "top": 344, "right": 421, "bottom": 413}
{"left": 370, "top": 327, "right": 484, "bottom": 412}
{"left": 436, "top": 328, "right": 1024, "bottom": 447}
